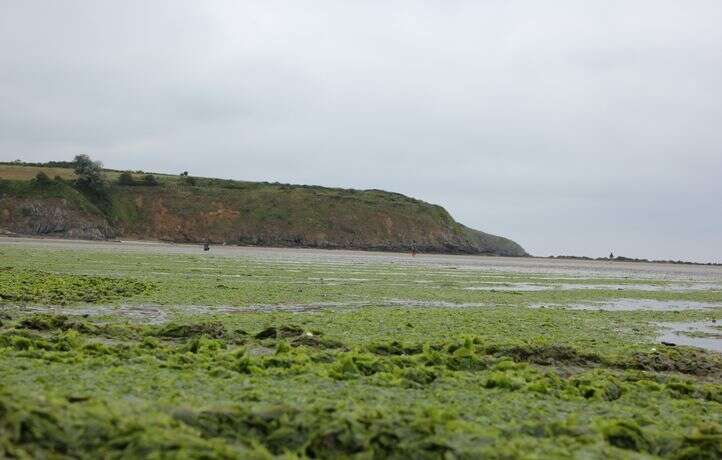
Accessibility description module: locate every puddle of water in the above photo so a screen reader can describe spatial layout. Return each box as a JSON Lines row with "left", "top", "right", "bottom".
{"left": 464, "top": 284, "right": 551, "bottom": 291}
{"left": 307, "top": 277, "right": 372, "bottom": 282}
{"left": 27, "top": 305, "right": 170, "bottom": 324}
{"left": 243, "top": 299, "right": 489, "bottom": 311}
{"left": 530, "top": 299, "right": 722, "bottom": 311}
{"left": 22, "top": 299, "right": 492, "bottom": 323}
{"left": 655, "top": 321, "right": 722, "bottom": 352}
{"left": 247, "top": 346, "right": 275, "bottom": 356}
{"left": 465, "top": 282, "right": 721, "bottom": 292}
{"left": 557, "top": 283, "right": 722, "bottom": 292}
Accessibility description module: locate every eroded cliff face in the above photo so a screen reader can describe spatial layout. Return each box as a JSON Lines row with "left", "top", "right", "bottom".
{"left": 110, "top": 187, "right": 526, "bottom": 255}
{"left": 0, "top": 181, "right": 526, "bottom": 256}
{"left": 0, "top": 197, "right": 114, "bottom": 240}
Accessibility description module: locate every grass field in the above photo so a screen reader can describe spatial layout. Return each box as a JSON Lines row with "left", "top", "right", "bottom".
{"left": 0, "top": 164, "right": 78, "bottom": 181}
{"left": 0, "top": 164, "right": 179, "bottom": 184}
{"left": 0, "top": 239, "right": 720, "bottom": 458}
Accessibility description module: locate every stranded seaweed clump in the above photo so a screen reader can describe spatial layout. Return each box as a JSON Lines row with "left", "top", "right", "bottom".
{"left": 1, "top": 313, "right": 721, "bottom": 458}
{"left": 0, "top": 267, "right": 152, "bottom": 305}
{"left": 0, "top": 313, "right": 721, "bottom": 457}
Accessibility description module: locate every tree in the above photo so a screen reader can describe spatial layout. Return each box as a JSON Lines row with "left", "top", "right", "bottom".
{"left": 72, "top": 155, "right": 111, "bottom": 211}
{"left": 180, "top": 171, "right": 189, "bottom": 177}
{"left": 73, "top": 154, "right": 105, "bottom": 191}
{"left": 118, "top": 171, "right": 136, "bottom": 186}
{"left": 142, "top": 174, "right": 159, "bottom": 186}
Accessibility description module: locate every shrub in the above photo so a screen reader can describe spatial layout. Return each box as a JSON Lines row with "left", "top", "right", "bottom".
{"left": 34, "top": 171, "right": 51, "bottom": 185}
{"left": 73, "top": 154, "right": 104, "bottom": 189}
{"left": 117, "top": 171, "right": 136, "bottom": 186}
{"left": 142, "top": 174, "right": 159, "bottom": 186}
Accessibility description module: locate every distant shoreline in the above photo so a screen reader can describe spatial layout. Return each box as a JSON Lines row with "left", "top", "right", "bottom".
{"left": 542, "top": 254, "right": 722, "bottom": 267}
{"left": 2, "top": 234, "right": 721, "bottom": 268}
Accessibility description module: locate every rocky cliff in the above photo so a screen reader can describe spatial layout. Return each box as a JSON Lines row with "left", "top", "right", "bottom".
{"left": 0, "top": 181, "right": 114, "bottom": 239}
{"left": 0, "top": 175, "right": 527, "bottom": 256}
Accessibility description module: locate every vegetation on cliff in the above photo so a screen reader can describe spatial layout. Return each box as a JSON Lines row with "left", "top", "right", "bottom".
{"left": 0, "top": 161, "right": 527, "bottom": 255}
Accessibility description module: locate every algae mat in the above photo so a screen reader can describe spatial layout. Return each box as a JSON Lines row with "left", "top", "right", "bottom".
{"left": 0, "top": 237, "right": 721, "bottom": 459}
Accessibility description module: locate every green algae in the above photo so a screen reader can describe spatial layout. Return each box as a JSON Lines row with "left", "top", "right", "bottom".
{"left": 1, "top": 313, "right": 720, "bottom": 458}
{"left": 0, "top": 245, "right": 721, "bottom": 458}
{"left": 0, "top": 267, "right": 152, "bottom": 305}
{"left": 1, "top": 246, "right": 721, "bottom": 310}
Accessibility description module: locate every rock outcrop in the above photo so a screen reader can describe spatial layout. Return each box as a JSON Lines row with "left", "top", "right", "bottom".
{"left": 0, "top": 197, "right": 114, "bottom": 240}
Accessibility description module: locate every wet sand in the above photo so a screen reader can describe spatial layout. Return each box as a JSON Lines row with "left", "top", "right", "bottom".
{"left": 3, "top": 235, "right": 722, "bottom": 281}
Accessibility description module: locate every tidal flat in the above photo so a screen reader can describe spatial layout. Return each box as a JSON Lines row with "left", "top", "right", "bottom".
{"left": 0, "top": 238, "right": 721, "bottom": 459}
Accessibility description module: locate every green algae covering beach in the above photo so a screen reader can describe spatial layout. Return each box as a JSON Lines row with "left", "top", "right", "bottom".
{"left": 1, "top": 238, "right": 721, "bottom": 459}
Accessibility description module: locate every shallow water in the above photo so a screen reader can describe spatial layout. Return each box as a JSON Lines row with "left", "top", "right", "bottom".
{"left": 531, "top": 299, "right": 722, "bottom": 311}
{"left": 26, "top": 304, "right": 171, "bottom": 324}
{"left": 21, "top": 299, "right": 494, "bottom": 323}
{"left": 655, "top": 321, "right": 722, "bottom": 352}
{"left": 464, "top": 284, "right": 551, "bottom": 292}
{"left": 464, "top": 282, "right": 721, "bottom": 292}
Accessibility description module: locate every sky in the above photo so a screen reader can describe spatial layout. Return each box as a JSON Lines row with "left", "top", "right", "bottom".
{"left": 1, "top": 1, "right": 721, "bottom": 262}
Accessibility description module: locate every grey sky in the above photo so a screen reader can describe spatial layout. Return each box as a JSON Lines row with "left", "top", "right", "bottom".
{"left": 2, "top": 1, "right": 721, "bottom": 261}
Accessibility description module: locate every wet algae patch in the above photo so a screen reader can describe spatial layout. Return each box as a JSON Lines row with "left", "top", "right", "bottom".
{"left": 1, "top": 313, "right": 721, "bottom": 459}
{"left": 1, "top": 244, "right": 722, "bottom": 458}
{"left": 0, "top": 266, "right": 153, "bottom": 305}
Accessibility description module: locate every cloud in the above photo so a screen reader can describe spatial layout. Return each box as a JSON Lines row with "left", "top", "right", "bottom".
{"left": 1, "top": 0, "right": 721, "bottom": 261}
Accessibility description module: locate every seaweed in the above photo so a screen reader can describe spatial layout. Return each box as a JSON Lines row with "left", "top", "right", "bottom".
{"left": 1, "top": 244, "right": 721, "bottom": 458}
{"left": 602, "top": 420, "right": 651, "bottom": 452}
{"left": 0, "top": 268, "right": 152, "bottom": 305}
{"left": 255, "top": 325, "right": 305, "bottom": 340}
{"left": 157, "top": 321, "right": 227, "bottom": 339}
{"left": 619, "top": 347, "right": 722, "bottom": 377}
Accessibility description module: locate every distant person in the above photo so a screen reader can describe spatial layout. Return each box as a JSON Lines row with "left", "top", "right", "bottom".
{"left": 203, "top": 241, "right": 210, "bottom": 251}
{"left": 411, "top": 242, "right": 417, "bottom": 257}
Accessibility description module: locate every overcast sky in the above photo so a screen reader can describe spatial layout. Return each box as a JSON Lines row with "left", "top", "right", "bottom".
{"left": 1, "top": 1, "right": 721, "bottom": 262}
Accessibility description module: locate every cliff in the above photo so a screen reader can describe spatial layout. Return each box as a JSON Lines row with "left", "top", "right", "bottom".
{"left": 0, "top": 167, "right": 527, "bottom": 256}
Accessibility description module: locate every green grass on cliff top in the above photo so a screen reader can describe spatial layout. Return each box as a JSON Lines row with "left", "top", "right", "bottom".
{"left": 0, "top": 163, "right": 433, "bottom": 206}
{"left": 0, "top": 243, "right": 721, "bottom": 459}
